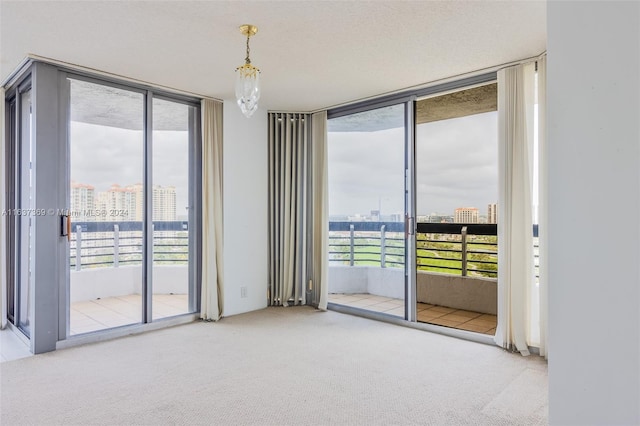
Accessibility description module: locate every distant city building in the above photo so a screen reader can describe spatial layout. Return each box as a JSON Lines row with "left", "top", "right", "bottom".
{"left": 70, "top": 182, "right": 95, "bottom": 221}
{"left": 488, "top": 203, "right": 497, "bottom": 224}
{"left": 129, "top": 183, "right": 144, "bottom": 221}
{"left": 73, "top": 182, "right": 177, "bottom": 222}
{"left": 347, "top": 214, "right": 364, "bottom": 222}
{"left": 454, "top": 207, "right": 479, "bottom": 223}
{"left": 424, "top": 213, "right": 454, "bottom": 223}
{"left": 390, "top": 213, "right": 403, "bottom": 222}
{"left": 153, "top": 185, "right": 177, "bottom": 221}
{"left": 96, "top": 184, "right": 138, "bottom": 221}
{"left": 370, "top": 210, "right": 380, "bottom": 221}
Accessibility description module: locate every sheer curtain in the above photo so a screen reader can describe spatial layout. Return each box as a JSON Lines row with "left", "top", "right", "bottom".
{"left": 496, "top": 62, "right": 536, "bottom": 355}
{"left": 268, "top": 113, "right": 309, "bottom": 306}
{"left": 1, "top": 87, "right": 7, "bottom": 329}
{"left": 201, "top": 99, "right": 224, "bottom": 321}
{"left": 311, "top": 111, "right": 328, "bottom": 310}
{"left": 536, "top": 55, "right": 548, "bottom": 358}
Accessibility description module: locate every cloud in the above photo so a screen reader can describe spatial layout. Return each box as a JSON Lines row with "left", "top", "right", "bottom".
{"left": 328, "top": 111, "right": 497, "bottom": 218}
{"left": 70, "top": 122, "right": 190, "bottom": 211}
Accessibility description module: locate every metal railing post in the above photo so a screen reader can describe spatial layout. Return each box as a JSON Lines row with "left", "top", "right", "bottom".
{"left": 349, "top": 224, "right": 355, "bottom": 266}
{"left": 380, "top": 224, "right": 386, "bottom": 268}
{"left": 461, "top": 226, "right": 468, "bottom": 276}
{"left": 75, "top": 225, "right": 82, "bottom": 271}
{"left": 113, "top": 224, "right": 120, "bottom": 268}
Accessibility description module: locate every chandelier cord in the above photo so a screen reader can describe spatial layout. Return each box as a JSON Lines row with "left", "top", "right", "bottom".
{"left": 245, "top": 34, "right": 251, "bottom": 64}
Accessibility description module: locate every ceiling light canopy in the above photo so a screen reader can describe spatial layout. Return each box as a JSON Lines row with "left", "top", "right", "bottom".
{"left": 235, "top": 24, "right": 260, "bottom": 118}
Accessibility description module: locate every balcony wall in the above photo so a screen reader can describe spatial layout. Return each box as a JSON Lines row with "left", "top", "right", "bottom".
{"left": 416, "top": 272, "right": 496, "bottom": 315}
{"left": 329, "top": 265, "right": 497, "bottom": 314}
{"left": 70, "top": 265, "right": 187, "bottom": 303}
{"left": 329, "top": 265, "right": 404, "bottom": 299}
{"left": 73, "top": 264, "right": 496, "bottom": 314}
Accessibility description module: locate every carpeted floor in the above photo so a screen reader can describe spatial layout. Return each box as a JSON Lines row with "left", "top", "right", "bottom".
{"left": 0, "top": 307, "right": 548, "bottom": 425}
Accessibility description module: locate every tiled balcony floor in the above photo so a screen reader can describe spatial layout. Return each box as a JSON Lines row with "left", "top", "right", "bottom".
{"left": 328, "top": 293, "right": 405, "bottom": 317}
{"left": 329, "top": 293, "right": 497, "bottom": 335}
{"left": 71, "top": 294, "right": 189, "bottom": 335}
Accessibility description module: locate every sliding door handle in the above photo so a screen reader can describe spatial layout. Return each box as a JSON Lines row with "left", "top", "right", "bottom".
{"left": 61, "top": 215, "right": 71, "bottom": 242}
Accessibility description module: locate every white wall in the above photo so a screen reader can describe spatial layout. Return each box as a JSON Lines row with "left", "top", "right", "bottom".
{"left": 222, "top": 101, "right": 269, "bottom": 316}
{"left": 548, "top": 2, "right": 640, "bottom": 425}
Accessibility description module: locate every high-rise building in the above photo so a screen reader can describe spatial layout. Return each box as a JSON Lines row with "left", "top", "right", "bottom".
{"left": 153, "top": 185, "right": 177, "bottom": 221}
{"left": 488, "top": 203, "right": 497, "bottom": 224}
{"left": 90, "top": 183, "right": 177, "bottom": 222}
{"left": 454, "top": 207, "right": 479, "bottom": 224}
{"left": 95, "top": 184, "right": 138, "bottom": 221}
{"left": 124, "top": 183, "right": 144, "bottom": 222}
{"left": 70, "top": 182, "right": 95, "bottom": 221}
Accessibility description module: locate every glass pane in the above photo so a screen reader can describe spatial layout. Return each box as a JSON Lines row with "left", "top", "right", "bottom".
{"left": 6, "top": 100, "right": 16, "bottom": 324}
{"left": 69, "top": 79, "right": 144, "bottom": 335}
{"left": 415, "top": 83, "right": 498, "bottom": 334}
{"left": 18, "top": 89, "right": 34, "bottom": 335}
{"left": 152, "top": 98, "right": 192, "bottom": 318}
{"left": 327, "top": 104, "right": 406, "bottom": 318}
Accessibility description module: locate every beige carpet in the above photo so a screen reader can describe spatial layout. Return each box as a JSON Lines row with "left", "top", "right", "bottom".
{"left": 0, "top": 307, "right": 548, "bottom": 425}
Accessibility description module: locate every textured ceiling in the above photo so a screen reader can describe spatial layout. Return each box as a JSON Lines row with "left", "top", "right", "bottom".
{"left": 0, "top": 1, "right": 546, "bottom": 112}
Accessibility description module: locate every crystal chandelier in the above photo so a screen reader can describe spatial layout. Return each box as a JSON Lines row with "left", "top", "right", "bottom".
{"left": 235, "top": 24, "right": 260, "bottom": 118}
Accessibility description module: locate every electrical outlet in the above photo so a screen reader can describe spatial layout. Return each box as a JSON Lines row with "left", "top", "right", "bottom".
{"left": 240, "top": 286, "right": 248, "bottom": 298}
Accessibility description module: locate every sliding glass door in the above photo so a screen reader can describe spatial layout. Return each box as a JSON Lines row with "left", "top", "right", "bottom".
{"left": 66, "top": 76, "right": 199, "bottom": 336}
{"left": 327, "top": 104, "right": 408, "bottom": 319}
{"left": 151, "top": 98, "right": 196, "bottom": 319}
{"left": 68, "top": 79, "right": 145, "bottom": 334}
{"left": 414, "top": 83, "right": 499, "bottom": 335}
{"left": 325, "top": 80, "right": 500, "bottom": 337}
{"left": 4, "top": 83, "right": 36, "bottom": 337}
{"left": 3, "top": 61, "right": 201, "bottom": 352}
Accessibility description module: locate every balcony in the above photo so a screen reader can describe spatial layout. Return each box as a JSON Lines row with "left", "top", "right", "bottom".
{"left": 69, "top": 221, "right": 190, "bottom": 335}
{"left": 328, "top": 221, "right": 507, "bottom": 335}
{"left": 71, "top": 221, "right": 537, "bottom": 337}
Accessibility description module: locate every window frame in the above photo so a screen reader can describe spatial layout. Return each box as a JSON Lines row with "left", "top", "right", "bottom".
{"left": 3, "top": 60, "right": 203, "bottom": 352}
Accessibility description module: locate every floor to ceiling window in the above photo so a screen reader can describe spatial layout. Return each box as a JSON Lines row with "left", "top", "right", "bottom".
{"left": 414, "top": 83, "right": 498, "bottom": 335}
{"left": 68, "top": 79, "right": 146, "bottom": 334}
{"left": 2, "top": 61, "right": 202, "bottom": 352}
{"left": 327, "top": 104, "right": 408, "bottom": 319}
{"left": 67, "top": 77, "right": 200, "bottom": 336}
{"left": 151, "top": 97, "right": 197, "bottom": 319}
{"left": 325, "top": 75, "right": 500, "bottom": 338}
{"left": 4, "top": 81, "right": 35, "bottom": 338}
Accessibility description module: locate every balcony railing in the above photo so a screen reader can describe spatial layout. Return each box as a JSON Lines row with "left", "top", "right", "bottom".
{"left": 70, "top": 221, "right": 188, "bottom": 270}
{"left": 72, "top": 220, "right": 538, "bottom": 280}
{"left": 329, "top": 222, "right": 405, "bottom": 268}
{"left": 329, "top": 221, "right": 499, "bottom": 278}
{"left": 329, "top": 221, "right": 539, "bottom": 279}
{"left": 416, "top": 223, "right": 498, "bottom": 278}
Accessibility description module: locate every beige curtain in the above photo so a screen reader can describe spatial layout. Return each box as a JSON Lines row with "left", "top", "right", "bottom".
{"left": 311, "top": 111, "right": 328, "bottom": 310}
{"left": 537, "top": 55, "right": 548, "bottom": 358}
{"left": 268, "top": 112, "right": 309, "bottom": 306}
{"left": 201, "top": 99, "right": 224, "bottom": 321}
{"left": 267, "top": 111, "right": 329, "bottom": 309}
{"left": 1, "top": 87, "right": 7, "bottom": 329}
{"left": 496, "top": 63, "right": 536, "bottom": 355}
